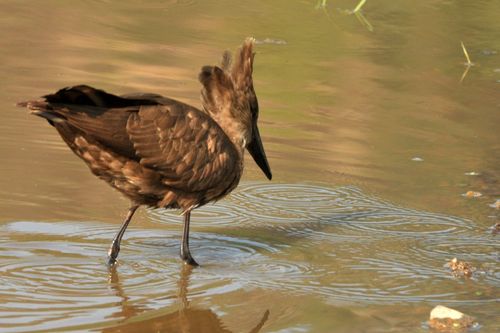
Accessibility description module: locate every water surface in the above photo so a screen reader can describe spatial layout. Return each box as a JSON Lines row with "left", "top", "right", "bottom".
{"left": 0, "top": 0, "right": 499, "bottom": 332}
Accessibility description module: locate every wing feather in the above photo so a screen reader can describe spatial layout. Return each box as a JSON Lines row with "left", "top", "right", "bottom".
{"left": 127, "top": 105, "right": 239, "bottom": 193}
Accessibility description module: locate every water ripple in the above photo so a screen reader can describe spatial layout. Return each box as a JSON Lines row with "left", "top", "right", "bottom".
{"left": 1, "top": 183, "right": 498, "bottom": 332}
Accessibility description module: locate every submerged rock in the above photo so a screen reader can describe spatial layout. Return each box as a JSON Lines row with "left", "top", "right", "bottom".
{"left": 447, "top": 258, "right": 475, "bottom": 278}
{"left": 428, "top": 305, "right": 475, "bottom": 332}
{"left": 463, "top": 191, "right": 482, "bottom": 198}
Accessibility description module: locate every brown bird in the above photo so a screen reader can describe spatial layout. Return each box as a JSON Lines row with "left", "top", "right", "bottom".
{"left": 18, "top": 38, "right": 272, "bottom": 266}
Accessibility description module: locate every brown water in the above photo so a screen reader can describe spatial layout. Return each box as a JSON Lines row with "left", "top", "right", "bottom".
{"left": 0, "top": 0, "right": 499, "bottom": 332}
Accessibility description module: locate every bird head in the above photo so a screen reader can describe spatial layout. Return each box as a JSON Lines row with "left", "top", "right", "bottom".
{"left": 199, "top": 38, "right": 272, "bottom": 180}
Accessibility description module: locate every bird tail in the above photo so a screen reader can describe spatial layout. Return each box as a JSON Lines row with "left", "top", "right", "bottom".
{"left": 17, "top": 99, "right": 66, "bottom": 124}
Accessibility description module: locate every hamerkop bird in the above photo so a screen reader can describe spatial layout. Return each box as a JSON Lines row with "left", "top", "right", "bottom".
{"left": 18, "top": 38, "right": 272, "bottom": 266}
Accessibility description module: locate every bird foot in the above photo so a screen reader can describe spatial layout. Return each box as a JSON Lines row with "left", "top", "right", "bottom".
{"left": 107, "top": 255, "right": 118, "bottom": 267}
{"left": 107, "top": 241, "right": 120, "bottom": 266}
{"left": 180, "top": 252, "right": 199, "bottom": 267}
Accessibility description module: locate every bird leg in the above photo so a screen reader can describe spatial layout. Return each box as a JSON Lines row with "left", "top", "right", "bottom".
{"left": 180, "top": 210, "right": 199, "bottom": 266}
{"left": 107, "top": 205, "right": 139, "bottom": 266}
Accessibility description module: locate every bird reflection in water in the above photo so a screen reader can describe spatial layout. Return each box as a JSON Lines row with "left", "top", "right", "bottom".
{"left": 104, "top": 266, "right": 270, "bottom": 333}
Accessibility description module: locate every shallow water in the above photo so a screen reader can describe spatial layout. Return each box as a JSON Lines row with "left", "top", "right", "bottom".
{"left": 0, "top": 0, "right": 499, "bottom": 332}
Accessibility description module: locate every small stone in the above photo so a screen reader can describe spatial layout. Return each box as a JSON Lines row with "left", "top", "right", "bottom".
{"left": 430, "top": 305, "right": 465, "bottom": 320}
{"left": 411, "top": 157, "right": 424, "bottom": 162}
{"left": 464, "top": 171, "right": 480, "bottom": 176}
{"left": 491, "top": 222, "right": 500, "bottom": 235}
{"left": 488, "top": 199, "right": 500, "bottom": 209}
{"left": 463, "top": 191, "right": 482, "bottom": 198}
{"left": 429, "top": 305, "right": 475, "bottom": 332}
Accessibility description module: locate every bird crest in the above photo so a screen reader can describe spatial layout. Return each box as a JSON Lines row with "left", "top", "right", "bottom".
{"left": 199, "top": 38, "right": 257, "bottom": 118}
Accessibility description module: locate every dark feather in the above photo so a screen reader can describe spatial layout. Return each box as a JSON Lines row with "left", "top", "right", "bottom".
{"left": 126, "top": 105, "right": 240, "bottom": 193}
{"left": 45, "top": 85, "right": 157, "bottom": 108}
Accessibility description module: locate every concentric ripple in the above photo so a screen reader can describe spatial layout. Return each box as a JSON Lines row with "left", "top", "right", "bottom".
{"left": 147, "top": 203, "right": 242, "bottom": 227}
{"left": 0, "top": 220, "right": 284, "bottom": 332}
{"left": 234, "top": 183, "right": 351, "bottom": 223}
{"left": 1, "top": 183, "right": 499, "bottom": 332}
{"left": 0, "top": 223, "right": 172, "bottom": 332}
{"left": 233, "top": 183, "right": 473, "bottom": 236}
{"left": 201, "top": 183, "right": 498, "bottom": 304}
{"left": 145, "top": 182, "right": 498, "bottom": 306}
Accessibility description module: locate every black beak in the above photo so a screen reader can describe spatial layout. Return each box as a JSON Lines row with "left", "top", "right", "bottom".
{"left": 247, "top": 124, "right": 272, "bottom": 180}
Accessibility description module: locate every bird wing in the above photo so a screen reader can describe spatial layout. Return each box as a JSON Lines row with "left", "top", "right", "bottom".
{"left": 29, "top": 85, "right": 199, "bottom": 160}
{"left": 25, "top": 85, "right": 166, "bottom": 159}
{"left": 126, "top": 104, "right": 240, "bottom": 193}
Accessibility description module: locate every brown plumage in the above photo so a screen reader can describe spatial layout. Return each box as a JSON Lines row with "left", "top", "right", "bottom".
{"left": 18, "top": 38, "right": 272, "bottom": 266}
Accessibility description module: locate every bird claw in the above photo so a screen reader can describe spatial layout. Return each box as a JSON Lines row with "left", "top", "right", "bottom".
{"left": 107, "top": 240, "right": 120, "bottom": 266}
{"left": 181, "top": 252, "right": 199, "bottom": 267}
{"left": 107, "top": 256, "right": 118, "bottom": 267}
